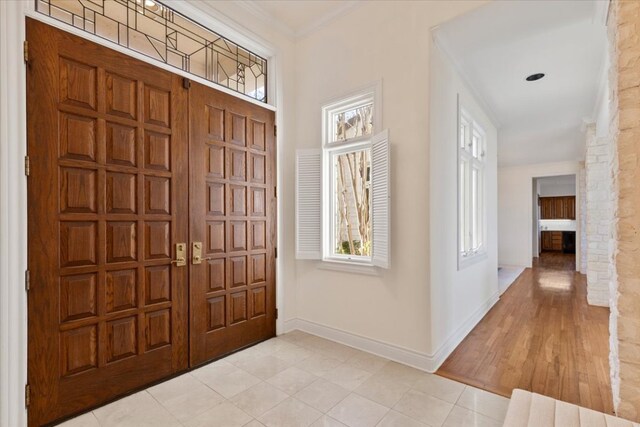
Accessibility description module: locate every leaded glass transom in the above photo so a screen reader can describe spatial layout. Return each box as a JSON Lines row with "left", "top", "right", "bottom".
{"left": 36, "top": 0, "right": 268, "bottom": 103}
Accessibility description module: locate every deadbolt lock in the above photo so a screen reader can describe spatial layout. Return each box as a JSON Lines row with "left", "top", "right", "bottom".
{"left": 171, "top": 243, "right": 187, "bottom": 267}
{"left": 192, "top": 241, "right": 202, "bottom": 265}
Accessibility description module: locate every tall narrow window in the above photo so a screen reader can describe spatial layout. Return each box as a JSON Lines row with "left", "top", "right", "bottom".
{"left": 324, "top": 92, "right": 376, "bottom": 262}
{"left": 295, "top": 84, "right": 390, "bottom": 270}
{"left": 458, "top": 104, "right": 486, "bottom": 268}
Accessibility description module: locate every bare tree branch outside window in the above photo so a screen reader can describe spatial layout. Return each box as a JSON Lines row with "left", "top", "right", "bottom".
{"left": 334, "top": 104, "right": 373, "bottom": 141}
{"left": 334, "top": 149, "right": 371, "bottom": 256}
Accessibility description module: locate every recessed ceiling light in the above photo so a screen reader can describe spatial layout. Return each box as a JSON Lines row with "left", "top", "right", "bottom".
{"left": 526, "top": 73, "right": 545, "bottom": 82}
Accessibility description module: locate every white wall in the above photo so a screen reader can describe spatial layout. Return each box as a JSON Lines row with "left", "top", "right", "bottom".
{"left": 539, "top": 183, "right": 577, "bottom": 196}
{"left": 539, "top": 184, "right": 576, "bottom": 196}
{"left": 428, "top": 41, "right": 499, "bottom": 364}
{"left": 289, "top": 0, "right": 487, "bottom": 367}
{"left": 579, "top": 165, "right": 587, "bottom": 274}
{"left": 498, "top": 161, "right": 582, "bottom": 269}
{"left": 533, "top": 179, "right": 540, "bottom": 258}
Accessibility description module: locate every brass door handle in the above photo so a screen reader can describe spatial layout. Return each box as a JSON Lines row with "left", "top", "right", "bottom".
{"left": 172, "top": 243, "right": 187, "bottom": 267}
{"left": 194, "top": 256, "right": 215, "bottom": 262}
{"left": 192, "top": 242, "right": 215, "bottom": 264}
{"left": 193, "top": 242, "right": 202, "bottom": 265}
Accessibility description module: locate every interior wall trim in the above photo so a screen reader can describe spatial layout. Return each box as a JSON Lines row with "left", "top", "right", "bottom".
{"left": 0, "top": 2, "right": 28, "bottom": 426}
{"left": 428, "top": 291, "right": 500, "bottom": 370}
{"left": 282, "top": 290, "right": 499, "bottom": 374}
{"left": 282, "top": 318, "right": 436, "bottom": 372}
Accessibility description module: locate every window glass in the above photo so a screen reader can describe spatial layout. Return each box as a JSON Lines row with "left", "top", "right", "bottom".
{"left": 460, "top": 160, "right": 467, "bottom": 250}
{"left": 36, "top": 0, "right": 269, "bottom": 103}
{"left": 472, "top": 133, "right": 479, "bottom": 158}
{"left": 460, "top": 120, "right": 469, "bottom": 150}
{"left": 333, "top": 148, "right": 371, "bottom": 257}
{"left": 471, "top": 167, "right": 479, "bottom": 249}
{"left": 459, "top": 108, "right": 486, "bottom": 264}
{"left": 333, "top": 103, "right": 374, "bottom": 142}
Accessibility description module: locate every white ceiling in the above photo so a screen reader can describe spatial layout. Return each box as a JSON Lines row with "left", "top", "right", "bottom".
{"left": 237, "top": 0, "right": 359, "bottom": 39}
{"left": 435, "top": 0, "right": 608, "bottom": 166}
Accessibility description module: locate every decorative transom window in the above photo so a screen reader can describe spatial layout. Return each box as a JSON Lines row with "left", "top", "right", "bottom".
{"left": 458, "top": 103, "right": 487, "bottom": 268}
{"left": 295, "top": 84, "right": 390, "bottom": 270}
{"left": 36, "top": 0, "right": 268, "bottom": 103}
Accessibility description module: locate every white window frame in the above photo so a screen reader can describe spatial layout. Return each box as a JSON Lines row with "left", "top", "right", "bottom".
{"left": 458, "top": 102, "right": 487, "bottom": 270}
{"left": 321, "top": 84, "right": 381, "bottom": 266}
{"left": 325, "top": 141, "right": 372, "bottom": 265}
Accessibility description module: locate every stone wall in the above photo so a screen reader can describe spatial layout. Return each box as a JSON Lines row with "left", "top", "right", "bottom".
{"left": 585, "top": 123, "right": 613, "bottom": 307}
{"left": 579, "top": 163, "right": 587, "bottom": 274}
{"left": 608, "top": 2, "right": 620, "bottom": 411}
{"left": 611, "top": 0, "right": 640, "bottom": 420}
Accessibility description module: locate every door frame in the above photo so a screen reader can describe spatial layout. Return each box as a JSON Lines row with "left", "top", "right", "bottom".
{"left": 0, "top": 3, "right": 284, "bottom": 426}
{"left": 529, "top": 172, "right": 581, "bottom": 270}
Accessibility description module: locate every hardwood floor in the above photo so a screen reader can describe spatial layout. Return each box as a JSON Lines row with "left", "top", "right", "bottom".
{"left": 533, "top": 251, "right": 576, "bottom": 270}
{"left": 437, "top": 252, "right": 613, "bottom": 414}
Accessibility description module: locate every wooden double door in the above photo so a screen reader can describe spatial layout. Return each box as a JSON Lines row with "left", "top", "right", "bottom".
{"left": 26, "top": 19, "right": 275, "bottom": 427}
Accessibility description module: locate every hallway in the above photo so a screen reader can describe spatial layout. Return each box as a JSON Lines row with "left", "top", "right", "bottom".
{"left": 437, "top": 253, "right": 612, "bottom": 414}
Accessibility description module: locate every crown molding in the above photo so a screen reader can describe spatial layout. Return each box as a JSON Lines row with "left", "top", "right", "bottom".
{"left": 432, "top": 29, "right": 502, "bottom": 129}
{"left": 235, "top": 0, "right": 361, "bottom": 41}
{"left": 296, "top": 1, "right": 360, "bottom": 39}
{"left": 168, "top": 0, "right": 278, "bottom": 56}
{"left": 234, "top": 0, "right": 297, "bottom": 40}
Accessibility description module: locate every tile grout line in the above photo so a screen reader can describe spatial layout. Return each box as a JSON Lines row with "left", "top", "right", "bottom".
{"left": 61, "top": 332, "right": 509, "bottom": 427}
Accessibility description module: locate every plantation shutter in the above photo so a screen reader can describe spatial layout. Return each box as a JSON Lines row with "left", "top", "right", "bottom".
{"left": 371, "top": 129, "right": 390, "bottom": 268}
{"left": 296, "top": 149, "right": 322, "bottom": 259}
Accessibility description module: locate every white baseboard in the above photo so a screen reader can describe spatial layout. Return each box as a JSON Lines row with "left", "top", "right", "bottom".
{"left": 587, "top": 294, "right": 610, "bottom": 308}
{"left": 498, "top": 266, "right": 525, "bottom": 295}
{"left": 282, "top": 318, "right": 436, "bottom": 372}
{"left": 428, "top": 291, "right": 499, "bottom": 370}
{"left": 281, "top": 291, "right": 499, "bottom": 373}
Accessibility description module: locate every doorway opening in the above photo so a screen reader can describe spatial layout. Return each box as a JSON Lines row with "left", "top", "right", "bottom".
{"left": 533, "top": 174, "right": 577, "bottom": 271}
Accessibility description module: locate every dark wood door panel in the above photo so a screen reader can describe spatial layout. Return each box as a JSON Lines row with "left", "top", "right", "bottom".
{"left": 189, "top": 83, "right": 276, "bottom": 366}
{"left": 27, "top": 19, "right": 188, "bottom": 427}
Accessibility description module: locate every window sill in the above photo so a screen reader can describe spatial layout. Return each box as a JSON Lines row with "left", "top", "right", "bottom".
{"left": 458, "top": 251, "right": 488, "bottom": 270}
{"left": 317, "top": 259, "right": 381, "bottom": 276}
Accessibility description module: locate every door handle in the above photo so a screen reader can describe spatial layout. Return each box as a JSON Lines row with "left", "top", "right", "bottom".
{"left": 192, "top": 242, "right": 216, "bottom": 264}
{"left": 192, "top": 241, "right": 202, "bottom": 264}
{"left": 171, "top": 243, "right": 187, "bottom": 266}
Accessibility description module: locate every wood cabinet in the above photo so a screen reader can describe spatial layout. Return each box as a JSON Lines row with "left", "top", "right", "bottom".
{"left": 542, "top": 231, "right": 552, "bottom": 251}
{"left": 541, "top": 231, "right": 563, "bottom": 251}
{"left": 539, "top": 196, "right": 576, "bottom": 220}
{"left": 566, "top": 197, "right": 576, "bottom": 220}
{"left": 541, "top": 198, "right": 554, "bottom": 219}
{"left": 553, "top": 198, "right": 566, "bottom": 219}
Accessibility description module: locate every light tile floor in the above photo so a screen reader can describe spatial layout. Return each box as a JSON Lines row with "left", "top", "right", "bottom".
{"left": 58, "top": 331, "right": 509, "bottom": 427}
